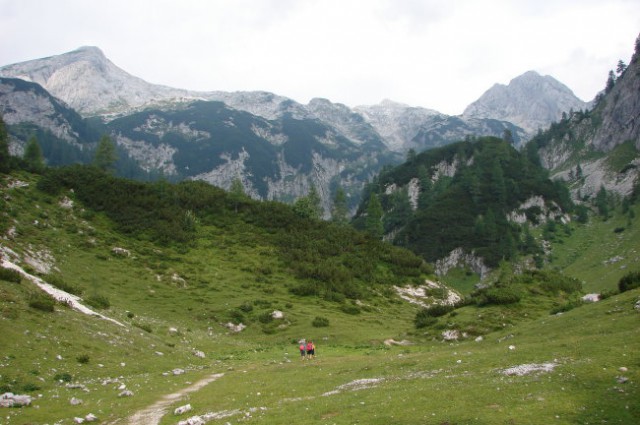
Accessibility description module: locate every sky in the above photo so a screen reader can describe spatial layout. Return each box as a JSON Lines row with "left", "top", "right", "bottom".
{"left": 1, "top": 0, "right": 639, "bottom": 115}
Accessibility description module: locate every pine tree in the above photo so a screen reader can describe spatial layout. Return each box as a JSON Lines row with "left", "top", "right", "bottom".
{"left": 24, "top": 136, "right": 45, "bottom": 173}
{"left": 502, "top": 128, "right": 514, "bottom": 145}
{"left": 595, "top": 186, "right": 610, "bottom": 219}
{"left": 365, "top": 193, "right": 383, "bottom": 239}
{"left": 229, "top": 177, "right": 246, "bottom": 213}
{"left": 605, "top": 70, "right": 616, "bottom": 93}
{"left": 0, "top": 114, "right": 10, "bottom": 172}
{"left": 331, "top": 186, "right": 349, "bottom": 225}
{"left": 616, "top": 59, "right": 627, "bottom": 75}
{"left": 93, "top": 134, "right": 118, "bottom": 173}
{"left": 293, "top": 186, "right": 323, "bottom": 220}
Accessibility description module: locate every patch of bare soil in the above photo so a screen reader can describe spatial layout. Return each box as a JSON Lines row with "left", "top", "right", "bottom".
{"left": 126, "top": 373, "right": 224, "bottom": 425}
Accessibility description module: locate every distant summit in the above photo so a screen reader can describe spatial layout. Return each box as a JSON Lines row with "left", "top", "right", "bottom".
{"left": 0, "top": 46, "right": 194, "bottom": 116}
{"left": 463, "top": 70, "right": 588, "bottom": 134}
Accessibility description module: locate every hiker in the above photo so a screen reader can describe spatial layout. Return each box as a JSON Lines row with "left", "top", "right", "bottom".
{"left": 299, "top": 340, "right": 306, "bottom": 360}
{"left": 306, "top": 340, "right": 315, "bottom": 359}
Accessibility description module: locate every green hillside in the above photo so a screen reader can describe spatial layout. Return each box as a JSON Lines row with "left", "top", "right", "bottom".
{"left": 1, "top": 165, "right": 639, "bottom": 424}
{"left": 354, "top": 137, "right": 572, "bottom": 267}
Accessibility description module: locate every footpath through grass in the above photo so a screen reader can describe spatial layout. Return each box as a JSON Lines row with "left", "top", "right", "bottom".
{"left": 154, "top": 289, "right": 640, "bottom": 425}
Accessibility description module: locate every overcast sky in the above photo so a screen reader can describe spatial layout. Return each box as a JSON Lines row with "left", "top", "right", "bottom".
{"left": 1, "top": 0, "right": 639, "bottom": 115}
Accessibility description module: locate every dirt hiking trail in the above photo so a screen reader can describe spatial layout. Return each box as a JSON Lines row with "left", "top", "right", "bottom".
{"left": 126, "top": 373, "right": 224, "bottom": 425}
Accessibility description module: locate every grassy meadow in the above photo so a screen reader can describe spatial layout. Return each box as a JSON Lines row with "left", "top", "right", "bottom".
{"left": 0, "top": 171, "right": 639, "bottom": 424}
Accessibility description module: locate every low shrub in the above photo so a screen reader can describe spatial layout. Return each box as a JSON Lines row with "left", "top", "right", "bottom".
{"left": 478, "top": 287, "right": 522, "bottom": 306}
{"left": 258, "top": 312, "right": 273, "bottom": 324}
{"left": 618, "top": 270, "right": 640, "bottom": 292}
{"left": 414, "top": 310, "right": 438, "bottom": 329}
{"left": 239, "top": 302, "right": 253, "bottom": 313}
{"left": 28, "top": 295, "right": 55, "bottom": 312}
{"left": 21, "top": 382, "right": 41, "bottom": 392}
{"left": 84, "top": 293, "right": 110, "bottom": 309}
{"left": 133, "top": 322, "right": 152, "bottom": 333}
{"left": 0, "top": 266, "right": 22, "bottom": 283}
{"left": 53, "top": 373, "right": 73, "bottom": 382}
{"left": 45, "top": 274, "right": 82, "bottom": 296}
{"left": 424, "top": 303, "right": 455, "bottom": 317}
{"left": 340, "top": 304, "right": 361, "bottom": 315}
{"left": 312, "top": 316, "right": 329, "bottom": 327}
{"left": 550, "top": 298, "right": 584, "bottom": 314}
{"left": 76, "top": 354, "right": 90, "bottom": 364}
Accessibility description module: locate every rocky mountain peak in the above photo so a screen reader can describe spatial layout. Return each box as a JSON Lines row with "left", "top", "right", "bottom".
{"left": 0, "top": 46, "right": 193, "bottom": 117}
{"left": 463, "top": 70, "right": 588, "bottom": 134}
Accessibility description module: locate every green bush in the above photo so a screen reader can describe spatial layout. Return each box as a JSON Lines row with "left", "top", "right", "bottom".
{"left": 414, "top": 310, "right": 438, "bottom": 329}
{"left": 340, "top": 304, "right": 361, "bottom": 315}
{"left": 53, "top": 373, "right": 73, "bottom": 382}
{"left": 258, "top": 312, "right": 274, "bottom": 324}
{"left": 76, "top": 354, "right": 90, "bottom": 364}
{"left": 0, "top": 266, "right": 22, "bottom": 283}
{"left": 21, "top": 382, "right": 41, "bottom": 392}
{"left": 550, "top": 299, "right": 583, "bottom": 315}
{"left": 84, "top": 293, "right": 110, "bottom": 309}
{"left": 133, "top": 322, "right": 152, "bottom": 333}
{"left": 28, "top": 295, "right": 55, "bottom": 312}
{"left": 424, "top": 303, "right": 454, "bottom": 317}
{"left": 478, "top": 287, "right": 521, "bottom": 306}
{"left": 45, "top": 273, "right": 82, "bottom": 296}
{"left": 312, "top": 316, "right": 329, "bottom": 327}
{"left": 618, "top": 271, "right": 640, "bottom": 292}
{"left": 239, "top": 302, "right": 253, "bottom": 313}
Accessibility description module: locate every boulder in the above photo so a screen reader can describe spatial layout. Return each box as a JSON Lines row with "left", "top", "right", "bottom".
{"left": 178, "top": 416, "right": 205, "bottom": 425}
{"left": 582, "top": 293, "right": 600, "bottom": 302}
{"left": 175, "top": 403, "right": 193, "bottom": 415}
{"left": 0, "top": 392, "right": 33, "bottom": 407}
{"left": 111, "top": 247, "right": 131, "bottom": 257}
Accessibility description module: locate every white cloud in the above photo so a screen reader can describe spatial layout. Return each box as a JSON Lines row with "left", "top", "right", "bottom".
{"left": 0, "top": 0, "right": 638, "bottom": 115}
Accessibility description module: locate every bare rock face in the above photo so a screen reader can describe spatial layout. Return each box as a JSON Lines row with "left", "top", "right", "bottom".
{"left": 538, "top": 43, "right": 640, "bottom": 200}
{"left": 591, "top": 54, "right": 640, "bottom": 152}
{"left": 463, "top": 71, "right": 588, "bottom": 135}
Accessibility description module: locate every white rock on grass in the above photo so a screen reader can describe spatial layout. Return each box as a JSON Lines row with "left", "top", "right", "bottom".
{"left": 70, "top": 397, "right": 83, "bottom": 405}
{"left": 85, "top": 413, "right": 98, "bottom": 422}
{"left": 118, "top": 390, "right": 134, "bottom": 397}
{"left": 582, "top": 293, "right": 600, "bottom": 302}
{"left": 178, "top": 416, "right": 205, "bottom": 425}
{"left": 442, "top": 330, "right": 460, "bottom": 341}
{"left": 175, "top": 403, "right": 193, "bottom": 415}
{"left": 0, "top": 392, "right": 33, "bottom": 407}
{"left": 501, "top": 362, "right": 557, "bottom": 376}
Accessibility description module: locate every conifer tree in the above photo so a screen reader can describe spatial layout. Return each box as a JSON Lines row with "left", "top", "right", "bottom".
{"left": 0, "top": 114, "right": 10, "bottom": 172}
{"left": 93, "top": 134, "right": 118, "bottom": 173}
{"left": 331, "top": 186, "right": 349, "bottom": 225}
{"left": 365, "top": 193, "right": 383, "bottom": 239}
{"left": 293, "top": 186, "right": 323, "bottom": 220}
{"left": 229, "top": 177, "right": 246, "bottom": 213}
{"left": 24, "top": 136, "right": 45, "bottom": 173}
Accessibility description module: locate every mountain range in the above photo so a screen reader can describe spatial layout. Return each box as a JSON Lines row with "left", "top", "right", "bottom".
{"left": 0, "top": 46, "right": 589, "bottom": 211}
